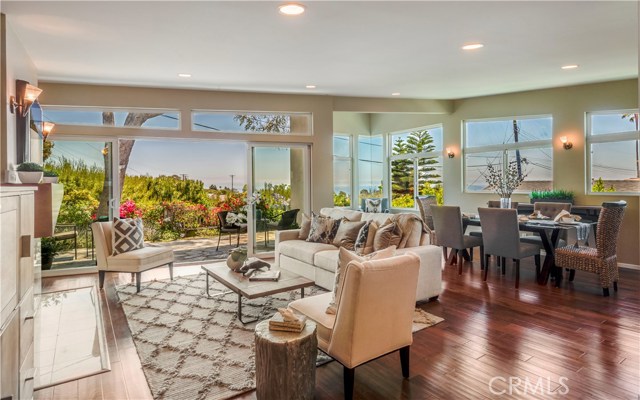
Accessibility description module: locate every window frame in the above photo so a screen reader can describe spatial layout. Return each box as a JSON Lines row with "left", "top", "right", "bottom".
{"left": 586, "top": 109, "right": 640, "bottom": 196}
{"left": 463, "top": 114, "right": 553, "bottom": 194}
{"left": 40, "top": 105, "right": 182, "bottom": 130}
{"left": 332, "top": 133, "right": 355, "bottom": 208}
{"left": 388, "top": 123, "right": 444, "bottom": 211}
{"left": 191, "top": 110, "right": 313, "bottom": 135}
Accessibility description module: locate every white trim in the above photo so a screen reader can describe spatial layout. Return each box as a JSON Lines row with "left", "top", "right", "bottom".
{"left": 42, "top": 266, "right": 97, "bottom": 277}
{"left": 619, "top": 263, "right": 640, "bottom": 271}
{"left": 464, "top": 139, "right": 552, "bottom": 154}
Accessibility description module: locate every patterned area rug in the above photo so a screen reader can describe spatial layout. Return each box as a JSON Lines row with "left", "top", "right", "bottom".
{"left": 116, "top": 272, "right": 443, "bottom": 400}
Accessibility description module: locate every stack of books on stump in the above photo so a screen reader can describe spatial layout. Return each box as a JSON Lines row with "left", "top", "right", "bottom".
{"left": 269, "top": 311, "right": 307, "bottom": 333}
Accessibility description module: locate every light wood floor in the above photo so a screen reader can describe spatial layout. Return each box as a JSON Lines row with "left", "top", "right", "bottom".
{"left": 34, "top": 254, "right": 640, "bottom": 399}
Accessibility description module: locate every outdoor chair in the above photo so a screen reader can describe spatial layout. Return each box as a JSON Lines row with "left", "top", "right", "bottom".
{"left": 267, "top": 208, "right": 300, "bottom": 231}
{"left": 289, "top": 253, "right": 420, "bottom": 400}
{"left": 359, "top": 198, "right": 389, "bottom": 213}
{"left": 216, "top": 211, "right": 247, "bottom": 251}
{"left": 53, "top": 223, "right": 78, "bottom": 259}
{"left": 431, "top": 205, "right": 484, "bottom": 274}
{"left": 92, "top": 221, "right": 174, "bottom": 293}
{"left": 555, "top": 201, "right": 626, "bottom": 296}
{"left": 478, "top": 208, "right": 540, "bottom": 289}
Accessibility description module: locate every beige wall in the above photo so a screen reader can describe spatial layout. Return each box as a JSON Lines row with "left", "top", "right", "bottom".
{"left": 333, "top": 112, "right": 370, "bottom": 135}
{"left": 370, "top": 79, "right": 640, "bottom": 265}
{"left": 1, "top": 15, "right": 38, "bottom": 176}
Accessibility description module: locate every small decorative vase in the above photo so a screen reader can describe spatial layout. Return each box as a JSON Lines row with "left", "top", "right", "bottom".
{"left": 226, "top": 247, "right": 248, "bottom": 272}
{"left": 499, "top": 197, "right": 512, "bottom": 209}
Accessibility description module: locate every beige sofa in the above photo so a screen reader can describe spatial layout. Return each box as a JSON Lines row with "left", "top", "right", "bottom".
{"left": 275, "top": 207, "right": 442, "bottom": 302}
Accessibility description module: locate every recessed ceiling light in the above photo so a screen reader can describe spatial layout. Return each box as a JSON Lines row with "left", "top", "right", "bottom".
{"left": 561, "top": 64, "right": 579, "bottom": 70}
{"left": 279, "top": 3, "right": 306, "bottom": 15}
{"left": 305, "top": 85, "right": 316, "bottom": 89}
{"left": 391, "top": 92, "right": 401, "bottom": 96}
{"left": 177, "top": 73, "right": 191, "bottom": 78}
{"left": 462, "top": 43, "right": 484, "bottom": 50}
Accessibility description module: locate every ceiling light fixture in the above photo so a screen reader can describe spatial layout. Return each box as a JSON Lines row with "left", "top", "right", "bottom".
{"left": 391, "top": 92, "right": 401, "bottom": 96}
{"left": 278, "top": 3, "right": 306, "bottom": 15}
{"left": 462, "top": 43, "right": 484, "bottom": 50}
{"left": 305, "top": 85, "right": 316, "bottom": 89}
{"left": 561, "top": 64, "right": 579, "bottom": 70}
{"left": 178, "top": 73, "right": 192, "bottom": 78}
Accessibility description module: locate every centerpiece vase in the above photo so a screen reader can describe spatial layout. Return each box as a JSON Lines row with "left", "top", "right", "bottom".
{"left": 500, "top": 197, "right": 512, "bottom": 209}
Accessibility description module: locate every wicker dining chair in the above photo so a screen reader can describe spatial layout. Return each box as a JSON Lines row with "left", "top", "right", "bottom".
{"left": 555, "top": 201, "right": 626, "bottom": 296}
{"left": 415, "top": 195, "right": 437, "bottom": 243}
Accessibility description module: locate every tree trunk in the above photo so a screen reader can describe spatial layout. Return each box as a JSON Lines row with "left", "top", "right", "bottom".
{"left": 96, "top": 112, "right": 162, "bottom": 217}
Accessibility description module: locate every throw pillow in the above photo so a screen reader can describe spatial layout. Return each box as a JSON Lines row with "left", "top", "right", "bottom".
{"left": 298, "top": 213, "right": 311, "bottom": 240}
{"left": 306, "top": 212, "right": 341, "bottom": 244}
{"left": 357, "top": 221, "right": 379, "bottom": 255}
{"left": 112, "top": 218, "right": 144, "bottom": 255}
{"left": 364, "top": 198, "right": 383, "bottom": 213}
{"left": 326, "top": 246, "right": 397, "bottom": 314}
{"left": 333, "top": 218, "right": 366, "bottom": 250}
{"left": 354, "top": 221, "right": 371, "bottom": 253}
{"left": 373, "top": 221, "right": 402, "bottom": 251}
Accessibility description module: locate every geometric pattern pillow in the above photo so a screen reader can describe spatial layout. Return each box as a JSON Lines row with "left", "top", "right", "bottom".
{"left": 112, "top": 218, "right": 144, "bottom": 255}
{"left": 364, "top": 198, "right": 383, "bottom": 213}
{"left": 306, "top": 212, "right": 340, "bottom": 244}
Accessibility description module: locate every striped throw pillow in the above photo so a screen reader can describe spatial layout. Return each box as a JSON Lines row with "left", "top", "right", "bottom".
{"left": 112, "top": 218, "right": 144, "bottom": 255}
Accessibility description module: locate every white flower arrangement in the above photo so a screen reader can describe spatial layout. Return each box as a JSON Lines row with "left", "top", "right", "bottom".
{"left": 226, "top": 212, "right": 247, "bottom": 225}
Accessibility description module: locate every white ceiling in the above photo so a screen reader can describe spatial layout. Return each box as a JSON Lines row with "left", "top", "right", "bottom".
{"left": 3, "top": 1, "right": 639, "bottom": 99}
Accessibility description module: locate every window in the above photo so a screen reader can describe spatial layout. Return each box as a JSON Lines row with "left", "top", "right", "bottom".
{"left": 333, "top": 135, "right": 352, "bottom": 207}
{"left": 192, "top": 111, "right": 312, "bottom": 135}
{"left": 389, "top": 125, "right": 443, "bottom": 208}
{"left": 464, "top": 116, "right": 552, "bottom": 193}
{"left": 358, "top": 135, "right": 384, "bottom": 207}
{"left": 587, "top": 111, "right": 639, "bottom": 194}
{"left": 40, "top": 106, "right": 181, "bottom": 130}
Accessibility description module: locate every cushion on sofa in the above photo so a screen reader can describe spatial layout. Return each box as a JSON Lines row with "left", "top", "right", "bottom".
{"left": 278, "top": 240, "right": 337, "bottom": 265}
{"left": 394, "top": 213, "right": 427, "bottom": 249}
{"left": 373, "top": 221, "right": 402, "bottom": 251}
{"left": 359, "top": 221, "right": 379, "bottom": 255}
{"left": 107, "top": 246, "right": 174, "bottom": 271}
{"left": 326, "top": 246, "right": 396, "bottom": 314}
{"left": 320, "top": 207, "right": 362, "bottom": 221}
{"left": 333, "top": 218, "right": 366, "bottom": 250}
{"left": 298, "top": 213, "right": 311, "bottom": 240}
{"left": 307, "top": 212, "right": 341, "bottom": 244}
{"left": 313, "top": 249, "right": 339, "bottom": 273}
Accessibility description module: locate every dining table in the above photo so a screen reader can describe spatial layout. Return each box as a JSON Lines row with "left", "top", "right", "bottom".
{"left": 462, "top": 217, "right": 596, "bottom": 287}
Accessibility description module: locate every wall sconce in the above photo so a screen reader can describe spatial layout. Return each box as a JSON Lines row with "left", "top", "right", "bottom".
{"left": 42, "top": 122, "right": 55, "bottom": 141}
{"left": 446, "top": 148, "right": 455, "bottom": 158}
{"left": 560, "top": 136, "right": 573, "bottom": 150}
{"left": 10, "top": 80, "right": 43, "bottom": 117}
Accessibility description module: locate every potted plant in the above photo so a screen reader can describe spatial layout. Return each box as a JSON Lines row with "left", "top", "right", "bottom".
{"left": 16, "top": 162, "right": 43, "bottom": 184}
{"left": 40, "top": 237, "right": 59, "bottom": 270}
{"left": 42, "top": 170, "right": 59, "bottom": 184}
{"left": 529, "top": 189, "right": 575, "bottom": 204}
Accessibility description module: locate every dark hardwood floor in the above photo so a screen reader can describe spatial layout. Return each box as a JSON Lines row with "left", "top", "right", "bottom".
{"left": 34, "top": 254, "right": 640, "bottom": 399}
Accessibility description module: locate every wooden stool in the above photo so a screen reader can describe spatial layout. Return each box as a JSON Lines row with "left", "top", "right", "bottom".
{"left": 254, "top": 320, "right": 317, "bottom": 400}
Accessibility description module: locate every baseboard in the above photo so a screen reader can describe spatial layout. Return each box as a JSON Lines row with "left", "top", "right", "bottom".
{"left": 42, "top": 266, "right": 97, "bottom": 277}
{"left": 619, "top": 263, "right": 640, "bottom": 271}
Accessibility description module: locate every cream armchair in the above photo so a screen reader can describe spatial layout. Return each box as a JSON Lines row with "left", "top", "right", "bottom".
{"left": 289, "top": 253, "right": 420, "bottom": 400}
{"left": 92, "top": 221, "right": 174, "bottom": 292}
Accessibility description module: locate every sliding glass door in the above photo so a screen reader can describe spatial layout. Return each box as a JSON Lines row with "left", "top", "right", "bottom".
{"left": 248, "top": 144, "right": 310, "bottom": 256}
{"left": 44, "top": 137, "right": 118, "bottom": 271}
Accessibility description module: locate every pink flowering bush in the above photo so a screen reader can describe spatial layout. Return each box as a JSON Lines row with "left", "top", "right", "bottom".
{"left": 119, "top": 199, "right": 143, "bottom": 219}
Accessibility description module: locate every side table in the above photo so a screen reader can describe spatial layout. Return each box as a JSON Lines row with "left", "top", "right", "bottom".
{"left": 254, "top": 320, "right": 317, "bottom": 400}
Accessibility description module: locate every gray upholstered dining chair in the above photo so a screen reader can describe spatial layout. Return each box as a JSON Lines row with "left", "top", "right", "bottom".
{"left": 469, "top": 201, "right": 520, "bottom": 268}
{"left": 478, "top": 208, "right": 540, "bottom": 289}
{"left": 431, "top": 205, "right": 484, "bottom": 274}
{"left": 555, "top": 201, "right": 626, "bottom": 296}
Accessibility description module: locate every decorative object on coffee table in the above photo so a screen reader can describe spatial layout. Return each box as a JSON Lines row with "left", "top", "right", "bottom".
{"left": 226, "top": 246, "right": 247, "bottom": 271}
{"left": 255, "top": 319, "right": 317, "bottom": 400}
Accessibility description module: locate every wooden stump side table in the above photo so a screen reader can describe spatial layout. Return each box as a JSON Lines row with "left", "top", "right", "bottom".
{"left": 255, "top": 320, "right": 317, "bottom": 400}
